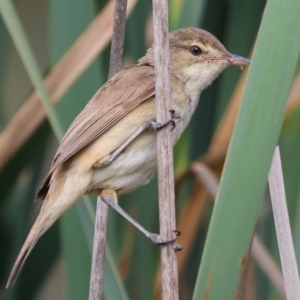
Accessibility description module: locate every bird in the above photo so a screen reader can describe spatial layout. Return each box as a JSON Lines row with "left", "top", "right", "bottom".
{"left": 6, "top": 27, "right": 250, "bottom": 287}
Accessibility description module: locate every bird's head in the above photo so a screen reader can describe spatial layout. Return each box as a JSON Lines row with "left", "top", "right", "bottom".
{"left": 168, "top": 27, "right": 250, "bottom": 90}
{"left": 139, "top": 27, "right": 250, "bottom": 92}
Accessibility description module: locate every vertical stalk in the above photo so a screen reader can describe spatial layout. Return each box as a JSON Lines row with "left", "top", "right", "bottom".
{"left": 88, "top": 0, "right": 127, "bottom": 299}
{"left": 152, "top": 0, "right": 179, "bottom": 299}
{"left": 89, "top": 200, "right": 109, "bottom": 300}
{"left": 109, "top": 0, "right": 127, "bottom": 79}
{"left": 268, "top": 146, "right": 300, "bottom": 299}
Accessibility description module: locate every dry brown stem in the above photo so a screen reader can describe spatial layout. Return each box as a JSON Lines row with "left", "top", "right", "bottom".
{"left": 152, "top": 0, "right": 179, "bottom": 299}
{"left": 89, "top": 0, "right": 128, "bottom": 299}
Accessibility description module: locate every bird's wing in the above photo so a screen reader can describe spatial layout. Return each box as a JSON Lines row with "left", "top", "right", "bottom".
{"left": 37, "top": 65, "right": 155, "bottom": 200}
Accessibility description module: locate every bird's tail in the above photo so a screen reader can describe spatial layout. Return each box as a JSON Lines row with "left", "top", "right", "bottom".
{"left": 6, "top": 193, "right": 77, "bottom": 287}
{"left": 6, "top": 165, "right": 90, "bottom": 288}
{"left": 6, "top": 208, "right": 50, "bottom": 288}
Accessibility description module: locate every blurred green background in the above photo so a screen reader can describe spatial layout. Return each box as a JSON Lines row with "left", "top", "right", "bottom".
{"left": 0, "top": 0, "right": 299, "bottom": 299}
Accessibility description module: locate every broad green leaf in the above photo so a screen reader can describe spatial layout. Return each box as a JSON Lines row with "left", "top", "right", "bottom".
{"left": 193, "top": 0, "right": 300, "bottom": 298}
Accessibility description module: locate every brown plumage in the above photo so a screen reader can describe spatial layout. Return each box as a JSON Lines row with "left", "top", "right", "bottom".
{"left": 6, "top": 28, "right": 250, "bottom": 287}
{"left": 37, "top": 65, "right": 155, "bottom": 200}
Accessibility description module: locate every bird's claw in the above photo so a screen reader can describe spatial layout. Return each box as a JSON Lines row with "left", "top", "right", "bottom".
{"left": 169, "top": 110, "right": 182, "bottom": 131}
{"left": 150, "top": 110, "right": 182, "bottom": 131}
{"left": 173, "top": 243, "right": 183, "bottom": 251}
{"left": 147, "top": 233, "right": 176, "bottom": 245}
{"left": 147, "top": 232, "right": 183, "bottom": 251}
{"left": 173, "top": 229, "right": 181, "bottom": 236}
{"left": 169, "top": 109, "right": 182, "bottom": 121}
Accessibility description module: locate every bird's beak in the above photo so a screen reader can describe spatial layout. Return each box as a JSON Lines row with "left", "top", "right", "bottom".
{"left": 209, "top": 53, "right": 251, "bottom": 66}
{"left": 226, "top": 53, "right": 251, "bottom": 66}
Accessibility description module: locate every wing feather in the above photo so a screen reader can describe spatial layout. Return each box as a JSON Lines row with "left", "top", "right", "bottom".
{"left": 37, "top": 65, "right": 155, "bottom": 200}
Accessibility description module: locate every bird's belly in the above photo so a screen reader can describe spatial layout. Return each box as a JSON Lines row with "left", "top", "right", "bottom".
{"left": 90, "top": 131, "right": 158, "bottom": 195}
{"left": 88, "top": 100, "right": 190, "bottom": 196}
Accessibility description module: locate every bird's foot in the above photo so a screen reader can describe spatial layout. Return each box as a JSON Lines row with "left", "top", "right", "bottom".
{"left": 150, "top": 110, "right": 182, "bottom": 131}
{"left": 146, "top": 230, "right": 183, "bottom": 251}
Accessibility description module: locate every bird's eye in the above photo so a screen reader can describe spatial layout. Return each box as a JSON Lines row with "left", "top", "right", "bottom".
{"left": 189, "top": 45, "right": 202, "bottom": 56}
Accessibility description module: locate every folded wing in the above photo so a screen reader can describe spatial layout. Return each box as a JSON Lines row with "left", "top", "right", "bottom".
{"left": 37, "top": 65, "right": 155, "bottom": 200}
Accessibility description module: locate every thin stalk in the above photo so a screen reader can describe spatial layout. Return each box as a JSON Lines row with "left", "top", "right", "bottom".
{"left": 268, "top": 146, "right": 300, "bottom": 299}
{"left": 109, "top": 0, "right": 128, "bottom": 79}
{"left": 152, "top": 0, "right": 179, "bottom": 299}
{"left": 251, "top": 235, "right": 286, "bottom": 298}
{"left": 88, "top": 199, "right": 109, "bottom": 300}
{"left": 88, "top": 0, "right": 128, "bottom": 299}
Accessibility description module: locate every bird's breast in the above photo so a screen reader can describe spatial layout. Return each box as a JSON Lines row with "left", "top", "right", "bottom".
{"left": 169, "top": 75, "right": 201, "bottom": 143}
{"left": 90, "top": 130, "right": 158, "bottom": 194}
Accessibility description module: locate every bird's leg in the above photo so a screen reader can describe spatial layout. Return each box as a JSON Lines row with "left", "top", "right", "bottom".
{"left": 100, "top": 189, "right": 180, "bottom": 246}
{"left": 93, "top": 111, "right": 181, "bottom": 168}
{"left": 94, "top": 117, "right": 155, "bottom": 168}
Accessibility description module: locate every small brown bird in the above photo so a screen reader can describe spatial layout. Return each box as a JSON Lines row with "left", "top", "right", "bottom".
{"left": 6, "top": 27, "right": 250, "bottom": 287}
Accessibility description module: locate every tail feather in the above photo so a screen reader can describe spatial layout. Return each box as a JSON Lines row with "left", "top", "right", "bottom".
{"left": 6, "top": 192, "right": 64, "bottom": 287}
{"left": 6, "top": 165, "right": 90, "bottom": 288}
{"left": 6, "top": 215, "right": 47, "bottom": 288}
